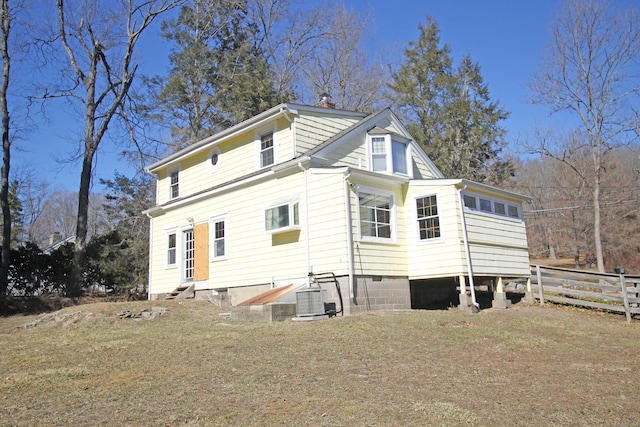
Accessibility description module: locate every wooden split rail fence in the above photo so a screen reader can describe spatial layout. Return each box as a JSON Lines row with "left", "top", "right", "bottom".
{"left": 531, "top": 265, "right": 640, "bottom": 322}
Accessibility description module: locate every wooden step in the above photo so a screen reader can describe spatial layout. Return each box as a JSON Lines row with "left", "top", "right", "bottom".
{"left": 165, "top": 284, "right": 195, "bottom": 300}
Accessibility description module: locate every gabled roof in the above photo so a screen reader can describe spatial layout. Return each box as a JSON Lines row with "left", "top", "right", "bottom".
{"left": 305, "top": 108, "right": 444, "bottom": 178}
{"left": 146, "top": 102, "right": 366, "bottom": 173}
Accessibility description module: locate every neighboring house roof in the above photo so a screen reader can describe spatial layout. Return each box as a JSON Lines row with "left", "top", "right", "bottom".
{"left": 43, "top": 235, "right": 75, "bottom": 253}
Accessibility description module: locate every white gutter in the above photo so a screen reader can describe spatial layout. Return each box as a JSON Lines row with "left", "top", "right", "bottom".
{"left": 458, "top": 186, "right": 478, "bottom": 308}
{"left": 280, "top": 107, "right": 297, "bottom": 159}
{"left": 298, "top": 162, "right": 311, "bottom": 286}
{"left": 344, "top": 171, "right": 355, "bottom": 299}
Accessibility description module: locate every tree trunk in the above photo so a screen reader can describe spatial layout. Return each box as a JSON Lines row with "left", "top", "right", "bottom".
{"left": 0, "top": 0, "right": 11, "bottom": 295}
{"left": 68, "top": 111, "right": 96, "bottom": 296}
{"left": 68, "top": 149, "right": 93, "bottom": 296}
{"left": 593, "top": 169, "right": 605, "bottom": 273}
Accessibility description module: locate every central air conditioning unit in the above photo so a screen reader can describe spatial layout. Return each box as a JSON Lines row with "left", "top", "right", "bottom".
{"left": 295, "top": 289, "right": 327, "bottom": 316}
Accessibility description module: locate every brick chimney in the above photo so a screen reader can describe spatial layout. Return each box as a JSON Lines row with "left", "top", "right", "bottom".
{"left": 317, "top": 92, "right": 335, "bottom": 109}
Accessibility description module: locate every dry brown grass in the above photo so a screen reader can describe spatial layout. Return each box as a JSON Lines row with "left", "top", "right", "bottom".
{"left": 1, "top": 300, "right": 639, "bottom": 426}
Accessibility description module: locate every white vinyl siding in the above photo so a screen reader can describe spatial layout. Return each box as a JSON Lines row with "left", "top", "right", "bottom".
{"left": 294, "top": 112, "right": 364, "bottom": 155}
{"left": 406, "top": 185, "right": 464, "bottom": 278}
{"left": 154, "top": 118, "right": 293, "bottom": 206}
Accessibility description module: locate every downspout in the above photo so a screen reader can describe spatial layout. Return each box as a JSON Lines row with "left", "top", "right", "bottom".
{"left": 458, "top": 186, "right": 478, "bottom": 308}
{"left": 280, "top": 107, "right": 296, "bottom": 156}
{"left": 343, "top": 171, "right": 355, "bottom": 299}
{"left": 145, "top": 211, "right": 154, "bottom": 301}
{"left": 298, "top": 162, "right": 311, "bottom": 286}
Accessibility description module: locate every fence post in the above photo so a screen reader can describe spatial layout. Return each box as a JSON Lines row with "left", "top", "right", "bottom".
{"left": 619, "top": 274, "right": 632, "bottom": 323}
{"left": 536, "top": 265, "right": 544, "bottom": 306}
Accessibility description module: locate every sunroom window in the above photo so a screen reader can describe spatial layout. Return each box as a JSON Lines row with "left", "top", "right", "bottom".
{"left": 265, "top": 201, "right": 299, "bottom": 233}
{"left": 463, "top": 192, "right": 521, "bottom": 220}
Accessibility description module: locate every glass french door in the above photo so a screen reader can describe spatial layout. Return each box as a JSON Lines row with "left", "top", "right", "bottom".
{"left": 182, "top": 229, "right": 194, "bottom": 282}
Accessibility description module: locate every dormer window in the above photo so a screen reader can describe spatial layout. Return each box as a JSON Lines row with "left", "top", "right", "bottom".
{"left": 367, "top": 129, "right": 410, "bottom": 176}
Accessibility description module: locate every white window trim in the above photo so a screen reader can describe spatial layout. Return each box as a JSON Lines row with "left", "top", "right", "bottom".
{"left": 168, "top": 168, "right": 180, "bottom": 201}
{"left": 210, "top": 214, "right": 227, "bottom": 261}
{"left": 255, "top": 125, "right": 278, "bottom": 170}
{"left": 356, "top": 186, "right": 397, "bottom": 244}
{"left": 415, "top": 192, "right": 444, "bottom": 244}
{"left": 462, "top": 191, "right": 522, "bottom": 221}
{"left": 208, "top": 147, "right": 222, "bottom": 173}
{"left": 264, "top": 199, "right": 300, "bottom": 234}
{"left": 366, "top": 133, "right": 412, "bottom": 177}
{"left": 166, "top": 229, "right": 178, "bottom": 268}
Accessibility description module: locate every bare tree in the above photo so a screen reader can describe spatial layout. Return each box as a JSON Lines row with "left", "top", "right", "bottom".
{"left": 529, "top": 0, "right": 640, "bottom": 272}
{"left": 299, "top": 5, "right": 390, "bottom": 111}
{"left": 248, "top": 0, "right": 328, "bottom": 102}
{"left": 51, "top": 0, "right": 184, "bottom": 295}
{"left": 0, "top": 0, "right": 14, "bottom": 293}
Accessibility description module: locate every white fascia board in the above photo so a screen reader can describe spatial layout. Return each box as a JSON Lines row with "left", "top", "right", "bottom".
{"left": 347, "top": 167, "right": 409, "bottom": 187}
{"left": 410, "top": 178, "right": 530, "bottom": 202}
{"left": 458, "top": 179, "right": 531, "bottom": 202}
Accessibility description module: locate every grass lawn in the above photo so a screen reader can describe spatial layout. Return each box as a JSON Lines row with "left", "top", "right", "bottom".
{"left": 1, "top": 300, "right": 638, "bottom": 426}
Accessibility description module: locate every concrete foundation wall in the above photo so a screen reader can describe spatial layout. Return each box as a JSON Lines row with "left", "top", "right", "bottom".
{"left": 318, "top": 275, "right": 411, "bottom": 316}
{"left": 231, "top": 303, "right": 297, "bottom": 322}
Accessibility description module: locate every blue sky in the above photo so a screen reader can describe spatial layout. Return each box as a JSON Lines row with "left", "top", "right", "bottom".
{"left": 18, "top": 0, "right": 559, "bottom": 191}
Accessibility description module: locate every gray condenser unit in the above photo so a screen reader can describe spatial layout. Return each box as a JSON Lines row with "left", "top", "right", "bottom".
{"left": 295, "top": 289, "right": 327, "bottom": 316}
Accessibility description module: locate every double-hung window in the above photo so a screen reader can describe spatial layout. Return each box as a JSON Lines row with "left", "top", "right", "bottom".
{"left": 212, "top": 217, "right": 226, "bottom": 259}
{"left": 367, "top": 132, "right": 409, "bottom": 176}
{"left": 416, "top": 195, "right": 441, "bottom": 240}
{"left": 359, "top": 190, "right": 394, "bottom": 241}
{"left": 371, "top": 137, "right": 387, "bottom": 171}
{"left": 260, "top": 132, "right": 274, "bottom": 168}
{"left": 167, "top": 232, "right": 177, "bottom": 267}
{"left": 169, "top": 170, "right": 179, "bottom": 200}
